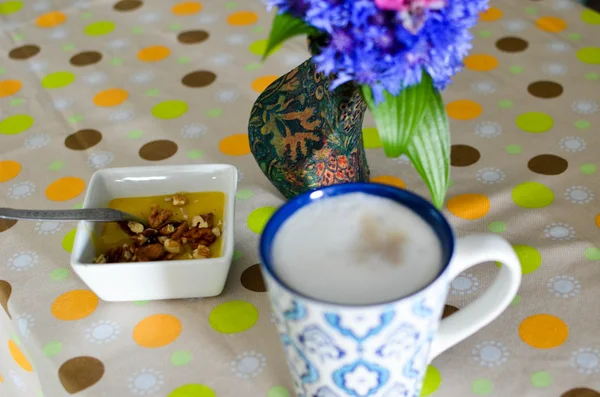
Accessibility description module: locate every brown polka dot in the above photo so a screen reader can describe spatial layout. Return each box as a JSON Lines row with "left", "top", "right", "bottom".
{"left": 0, "top": 280, "right": 12, "bottom": 319}
{"left": 113, "top": 0, "right": 142, "bottom": 11}
{"left": 65, "top": 129, "right": 102, "bottom": 151}
{"left": 8, "top": 45, "right": 40, "bottom": 60}
{"left": 59, "top": 356, "right": 105, "bottom": 394}
{"left": 70, "top": 51, "right": 103, "bottom": 67}
{"left": 182, "top": 71, "right": 217, "bottom": 88}
{"left": 527, "top": 81, "right": 563, "bottom": 99}
{"left": 0, "top": 219, "right": 17, "bottom": 233}
{"left": 178, "top": 30, "right": 210, "bottom": 44}
{"left": 527, "top": 154, "right": 568, "bottom": 175}
{"left": 139, "top": 140, "right": 178, "bottom": 161}
{"left": 442, "top": 304, "right": 459, "bottom": 319}
{"left": 561, "top": 388, "right": 600, "bottom": 397}
{"left": 241, "top": 264, "right": 266, "bottom": 292}
{"left": 451, "top": 145, "right": 480, "bottom": 167}
{"left": 496, "top": 37, "right": 529, "bottom": 53}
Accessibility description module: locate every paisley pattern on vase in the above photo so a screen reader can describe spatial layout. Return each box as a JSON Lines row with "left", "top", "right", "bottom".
{"left": 333, "top": 360, "right": 390, "bottom": 397}
{"left": 248, "top": 58, "right": 370, "bottom": 199}
{"left": 325, "top": 311, "right": 395, "bottom": 342}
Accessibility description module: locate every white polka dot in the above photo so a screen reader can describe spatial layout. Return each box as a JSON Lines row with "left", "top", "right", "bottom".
{"left": 571, "top": 348, "right": 600, "bottom": 374}
{"left": 87, "top": 152, "right": 114, "bottom": 169}
{"left": 83, "top": 72, "right": 107, "bottom": 86}
{"left": 553, "top": 0, "right": 574, "bottom": 10}
{"left": 139, "top": 12, "right": 161, "bottom": 23}
{"left": 35, "top": 221, "right": 63, "bottom": 235}
{"left": 196, "top": 14, "right": 217, "bottom": 24}
{"left": 108, "top": 38, "right": 130, "bottom": 49}
{"left": 451, "top": 273, "right": 479, "bottom": 295}
{"left": 476, "top": 168, "right": 505, "bottom": 184}
{"left": 49, "top": 28, "right": 69, "bottom": 39}
{"left": 32, "top": 1, "right": 51, "bottom": 11}
{"left": 227, "top": 34, "right": 248, "bottom": 45}
{"left": 559, "top": 136, "right": 586, "bottom": 152}
{"left": 565, "top": 186, "right": 594, "bottom": 204}
{"left": 547, "top": 275, "right": 581, "bottom": 298}
{"left": 86, "top": 320, "right": 120, "bottom": 344}
{"left": 25, "top": 133, "right": 51, "bottom": 149}
{"left": 230, "top": 351, "right": 267, "bottom": 379}
{"left": 472, "top": 341, "right": 509, "bottom": 367}
{"left": 542, "top": 63, "right": 568, "bottom": 76}
{"left": 29, "top": 59, "right": 48, "bottom": 73}
{"left": 53, "top": 97, "right": 73, "bottom": 111}
{"left": 130, "top": 70, "right": 154, "bottom": 84}
{"left": 109, "top": 109, "right": 135, "bottom": 122}
{"left": 572, "top": 100, "right": 598, "bottom": 115}
{"left": 547, "top": 41, "right": 570, "bottom": 53}
{"left": 181, "top": 123, "right": 207, "bottom": 139}
{"left": 10, "top": 370, "right": 27, "bottom": 391}
{"left": 471, "top": 81, "right": 496, "bottom": 95}
{"left": 210, "top": 54, "right": 234, "bottom": 66}
{"left": 215, "top": 89, "right": 240, "bottom": 103}
{"left": 503, "top": 19, "right": 528, "bottom": 32}
{"left": 16, "top": 313, "right": 35, "bottom": 339}
{"left": 475, "top": 121, "right": 502, "bottom": 138}
{"left": 127, "top": 369, "right": 164, "bottom": 395}
{"left": 7, "top": 251, "right": 39, "bottom": 271}
{"left": 8, "top": 181, "right": 36, "bottom": 200}
{"left": 544, "top": 223, "right": 575, "bottom": 240}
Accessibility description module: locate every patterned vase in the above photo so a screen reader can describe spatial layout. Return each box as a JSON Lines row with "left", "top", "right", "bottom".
{"left": 247, "top": 55, "right": 370, "bottom": 200}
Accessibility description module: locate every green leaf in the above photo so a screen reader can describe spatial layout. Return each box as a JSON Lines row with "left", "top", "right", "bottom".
{"left": 406, "top": 82, "right": 450, "bottom": 209}
{"left": 360, "top": 76, "right": 429, "bottom": 158}
{"left": 263, "top": 12, "right": 317, "bottom": 61}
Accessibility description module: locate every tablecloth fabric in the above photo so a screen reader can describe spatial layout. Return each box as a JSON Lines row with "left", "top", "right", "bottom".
{"left": 0, "top": 0, "right": 599, "bottom": 396}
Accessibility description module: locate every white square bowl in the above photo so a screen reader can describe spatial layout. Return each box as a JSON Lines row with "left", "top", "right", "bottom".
{"left": 70, "top": 164, "right": 237, "bottom": 302}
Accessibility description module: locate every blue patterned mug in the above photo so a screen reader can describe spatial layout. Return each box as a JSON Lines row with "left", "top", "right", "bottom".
{"left": 259, "top": 183, "right": 521, "bottom": 397}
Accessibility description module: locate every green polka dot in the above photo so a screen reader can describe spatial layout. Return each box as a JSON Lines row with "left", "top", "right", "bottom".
{"left": 9, "top": 98, "right": 25, "bottom": 107}
{"left": 187, "top": 150, "right": 204, "bottom": 160}
{"left": 420, "top": 365, "right": 441, "bottom": 397}
{"left": 0, "top": 67, "right": 6, "bottom": 76}
{"left": 133, "top": 300, "right": 149, "bottom": 306}
{"left": 580, "top": 163, "right": 597, "bottom": 175}
{"left": 41, "top": 71, "right": 76, "bottom": 89}
{"left": 575, "top": 120, "right": 591, "bottom": 129}
{"left": 512, "top": 182, "right": 554, "bottom": 208}
{"left": 207, "top": 108, "right": 223, "bottom": 118}
{"left": 68, "top": 115, "right": 83, "bottom": 124}
{"left": 72, "top": 203, "right": 83, "bottom": 210}
{"left": 145, "top": 88, "right": 159, "bottom": 97}
{"left": 168, "top": 384, "right": 216, "bottom": 397}
{"left": 362, "top": 127, "right": 382, "bottom": 149}
{"left": 10, "top": 333, "right": 22, "bottom": 346}
{"left": 0, "top": 1, "right": 23, "bottom": 15}
{"left": 525, "top": 6, "right": 537, "bottom": 15}
{"left": 43, "top": 341, "right": 62, "bottom": 357}
{"left": 505, "top": 144, "right": 522, "bottom": 155}
{"left": 62, "top": 228, "right": 77, "bottom": 253}
{"left": 513, "top": 245, "right": 542, "bottom": 274}
{"left": 48, "top": 161, "right": 65, "bottom": 171}
{"left": 226, "top": 1, "right": 237, "bottom": 10}
{"left": 472, "top": 379, "right": 493, "bottom": 395}
{"left": 152, "top": 100, "right": 188, "bottom": 119}
{"left": 252, "top": 26, "right": 265, "bottom": 34}
{"left": 247, "top": 206, "right": 277, "bottom": 234}
{"left": 511, "top": 294, "right": 521, "bottom": 306}
{"left": 177, "top": 56, "right": 190, "bottom": 64}
{"left": 50, "top": 268, "right": 69, "bottom": 281}
{"left": 516, "top": 112, "right": 553, "bottom": 133}
{"left": 585, "top": 72, "right": 599, "bottom": 81}
{"left": 128, "top": 129, "right": 143, "bottom": 139}
{"left": 498, "top": 99, "right": 513, "bottom": 109}
{"left": 245, "top": 62, "right": 263, "bottom": 71}
{"left": 82, "top": 12, "right": 93, "bottom": 20}
{"left": 577, "top": 47, "right": 600, "bottom": 64}
{"left": 268, "top": 386, "right": 290, "bottom": 397}
{"left": 478, "top": 30, "right": 492, "bottom": 38}
{"left": 62, "top": 44, "right": 76, "bottom": 51}
{"left": 169, "top": 23, "right": 181, "bottom": 31}
{"left": 530, "top": 371, "right": 552, "bottom": 387}
{"left": 568, "top": 33, "right": 581, "bottom": 41}
{"left": 209, "top": 301, "right": 259, "bottom": 334}
{"left": 170, "top": 350, "right": 192, "bottom": 366}
{"left": 13, "top": 33, "right": 24, "bottom": 41}
{"left": 132, "top": 26, "right": 144, "bottom": 34}
{"left": 585, "top": 247, "right": 600, "bottom": 261}
{"left": 233, "top": 250, "right": 242, "bottom": 260}
{"left": 111, "top": 57, "right": 123, "bottom": 66}
{"left": 510, "top": 65, "right": 524, "bottom": 74}
{"left": 236, "top": 189, "right": 254, "bottom": 200}
{"left": 249, "top": 39, "right": 282, "bottom": 56}
{"left": 0, "top": 114, "right": 34, "bottom": 135}
{"left": 488, "top": 221, "right": 506, "bottom": 233}
{"left": 84, "top": 21, "right": 115, "bottom": 36}
{"left": 582, "top": 9, "right": 600, "bottom": 25}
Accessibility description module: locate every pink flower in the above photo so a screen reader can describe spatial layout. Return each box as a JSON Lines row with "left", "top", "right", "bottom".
{"left": 374, "top": 0, "right": 446, "bottom": 12}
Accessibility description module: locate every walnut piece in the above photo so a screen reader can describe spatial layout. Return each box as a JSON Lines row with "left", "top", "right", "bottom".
{"left": 158, "top": 236, "right": 168, "bottom": 244}
{"left": 128, "top": 221, "right": 145, "bottom": 234}
{"left": 212, "top": 227, "right": 221, "bottom": 237}
{"left": 159, "top": 224, "right": 176, "bottom": 236}
{"left": 172, "top": 222, "right": 189, "bottom": 240}
{"left": 193, "top": 245, "right": 211, "bottom": 259}
{"left": 148, "top": 205, "right": 173, "bottom": 229}
{"left": 191, "top": 215, "right": 208, "bottom": 228}
{"left": 94, "top": 254, "right": 107, "bottom": 264}
{"left": 172, "top": 193, "right": 188, "bottom": 207}
{"left": 136, "top": 244, "right": 166, "bottom": 262}
{"left": 133, "top": 234, "right": 148, "bottom": 245}
{"left": 164, "top": 238, "right": 182, "bottom": 254}
{"left": 184, "top": 227, "right": 217, "bottom": 246}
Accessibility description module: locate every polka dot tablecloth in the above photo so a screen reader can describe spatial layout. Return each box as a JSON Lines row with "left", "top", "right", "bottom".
{"left": 0, "top": 0, "right": 599, "bottom": 396}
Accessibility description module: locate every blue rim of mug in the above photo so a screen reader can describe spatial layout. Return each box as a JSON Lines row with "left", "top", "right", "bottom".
{"left": 259, "top": 183, "right": 456, "bottom": 307}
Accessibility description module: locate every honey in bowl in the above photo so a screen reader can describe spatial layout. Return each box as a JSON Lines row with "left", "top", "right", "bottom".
{"left": 95, "top": 192, "right": 225, "bottom": 263}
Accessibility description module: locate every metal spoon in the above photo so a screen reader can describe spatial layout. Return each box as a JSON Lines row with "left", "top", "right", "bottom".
{"left": 0, "top": 207, "right": 148, "bottom": 226}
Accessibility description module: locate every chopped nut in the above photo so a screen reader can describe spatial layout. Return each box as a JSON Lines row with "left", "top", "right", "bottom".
{"left": 185, "top": 227, "right": 217, "bottom": 246}
{"left": 181, "top": 237, "right": 187, "bottom": 244}
{"left": 158, "top": 236, "right": 168, "bottom": 244}
{"left": 172, "top": 193, "right": 188, "bottom": 206}
{"left": 171, "top": 222, "right": 189, "bottom": 240}
{"left": 128, "top": 221, "right": 145, "bottom": 234}
{"left": 193, "top": 245, "right": 211, "bottom": 259}
{"left": 164, "top": 239, "right": 182, "bottom": 254}
{"left": 203, "top": 213, "right": 214, "bottom": 228}
{"left": 123, "top": 250, "right": 132, "bottom": 261}
{"left": 180, "top": 207, "right": 188, "bottom": 219}
{"left": 142, "top": 228, "right": 158, "bottom": 238}
{"left": 94, "top": 254, "right": 107, "bottom": 264}
{"left": 165, "top": 253, "right": 178, "bottom": 260}
{"left": 212, "top": 227, "right": 221, "bottom": 237}
{"left": 159, "top": 224, "right": 176, "bottom": 236}
{"left": 133, "top": 234, "right": 148, "bottom": 245}
{"left": 136, "top": 244, "right": 166, "bottom": 262}
{"left": 148, "top": 205, "right": 173, "bottom": 229}
{"left": 180, "top": 252, "right": 193, "bottom": 260}
{"left": 164, "top": 197, "right": 172, "bottom": 202}
{"left": 218, "top": 220, "right": 223, "bottom": 226}
{"left": 191, "top": 215, "right": 208, "bottom": 228}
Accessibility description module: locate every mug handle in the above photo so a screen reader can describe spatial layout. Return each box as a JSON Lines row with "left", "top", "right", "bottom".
{"left": 428, "top": 234, "right": 522, "bottom": 360}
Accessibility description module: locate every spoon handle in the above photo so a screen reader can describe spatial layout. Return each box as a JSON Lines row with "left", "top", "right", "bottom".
{"left": 0, "top": 208, "right": 132, "bottom": 223}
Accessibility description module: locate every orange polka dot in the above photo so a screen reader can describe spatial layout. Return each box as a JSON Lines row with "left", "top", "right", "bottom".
{"left": 0, "top": 80, "right": 22, "bottom": 98}
{"left": 36, "top": 11, "right": 67, "bottom": 28}
{"left": 371, "top": 175, "right": 406, "bottom": 189}
{"left": 447, "top": 194, "right": 490, "bottom": 220}
{"left": 51, "top": 290, "right": 98, "bottom": 321}
{"left": 519, "top": 314, "right": 568, "bottom": 349}
{"left": 446, "top": 100, "right": 483, "bottom": 120}
{"left": 251, "top": 75, "right": 278, "bottom": 93}
{"left": 596, "top": 213, "right": 600, "bottom": 229}
{"left": 536, "top": 16, "right": 567, "bottom": 33}
{"left": 227, "top": 11, "right": 258, "bottom": 26}
{"left": 8, "top": 340, "right": 32, "bottom": 372}
{"left": 93, "top": 88, "right": 129, "bottom": 107}
{"left": 480, "top": 7, "right": 503, "bottom": 22}
{"left": 172, "top": 1, "right": 202, "bottom": 15}
{"left": 45, "top": 177, "right": 86, "bottom": 202}
{"left": 0, "top": 160, "right": 21, "bottom": 183}
{"left": 464, "top": 54, "right": 499, "bottom": 72}
{"left": 0, "top": 372, "right": 3, "bottom": 382}
{"left": 137, "top": 45, "right": 171, "bottom": 62}
{"left": 219, "top": 134, "right": 251, "bottom": 156}
{"left": 133, "top": 314, "right": 182, "bottom": 348}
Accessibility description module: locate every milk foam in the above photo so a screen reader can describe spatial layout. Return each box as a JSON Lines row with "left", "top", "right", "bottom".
{"left": 272, "top": 192, "right": 443, "bottom": 305}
